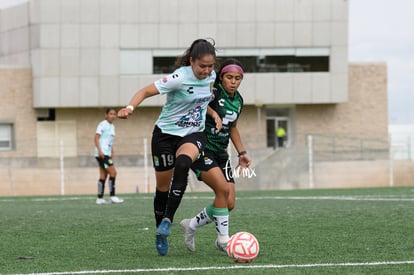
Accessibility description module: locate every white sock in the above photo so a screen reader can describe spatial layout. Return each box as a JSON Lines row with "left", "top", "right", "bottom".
{"left": 214, "top": 214, "right": 229, "bottom": 241}
{"left": 189, "top": 207, "right": 212, "bottom": 230}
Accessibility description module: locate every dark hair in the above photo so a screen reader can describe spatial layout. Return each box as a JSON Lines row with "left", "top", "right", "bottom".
{"left": 105, "top": 107, "right": 116, "bottom": 114}
{"left": 174, "top": 38, "right": 217, "bottom": 68}
{"left": 215, "top": 58, "right": 244, "bottom": 85}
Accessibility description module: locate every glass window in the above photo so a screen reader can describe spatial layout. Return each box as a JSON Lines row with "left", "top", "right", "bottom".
{"left": 153, "top": 55, "right": 329, "bottom": 74}
{"left": 153, "top": 57, "right": 176, "bottom": 74}
{"left": 0, "top": 123, "right": 13, "bottom": 150}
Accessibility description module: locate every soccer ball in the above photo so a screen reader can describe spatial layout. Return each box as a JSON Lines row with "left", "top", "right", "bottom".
{"left": 226, "top": 232, "right": 259, "bottom": 263}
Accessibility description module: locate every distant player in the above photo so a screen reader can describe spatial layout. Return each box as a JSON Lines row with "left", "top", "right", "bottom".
{"left": 94, "top": 107, "right": 124, "bottom": 205}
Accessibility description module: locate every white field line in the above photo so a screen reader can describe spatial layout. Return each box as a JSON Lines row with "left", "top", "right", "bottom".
{"left": 10, "top": 260, "right": 414, "bottom": 275}
{"left": 240, "top": 195, "right": 414, "bottom": 201}
{"left": 2, "top": 195, "right": 414, "bottom": 203}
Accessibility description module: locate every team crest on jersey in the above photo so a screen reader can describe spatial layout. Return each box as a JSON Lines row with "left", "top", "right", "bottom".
{"left": 203, "top": 156, "right": 213, "bottom": 166}
{"left": 153, "top": 156, "right": 160, "bottom": 167}
{"left": 175, "top": 105, "right": 203, "bottom": 127}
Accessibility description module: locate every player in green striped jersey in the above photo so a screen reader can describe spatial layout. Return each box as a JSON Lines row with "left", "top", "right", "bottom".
{"left": 181, "top": 59, "right": 251, "bottom": 252}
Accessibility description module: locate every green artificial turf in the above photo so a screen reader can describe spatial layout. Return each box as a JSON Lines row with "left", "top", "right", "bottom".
{"left": 1, "top": 187, "right": 414, "bottom": 274}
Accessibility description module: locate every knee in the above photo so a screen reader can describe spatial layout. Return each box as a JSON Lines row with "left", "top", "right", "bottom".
{"left": 222, "top": 184, "right": 230, "bottom": 199}
{"left": 109, "top": 171, "right": 116, "bottom": 178}
{"left": 171, "top": 155, "right": 193, "bottom": 189}
{"left": 213, "top": 183, "right": 229, "bottom": 203}
{"left": 175, "top": 155, "right": 192, "bottom": 173}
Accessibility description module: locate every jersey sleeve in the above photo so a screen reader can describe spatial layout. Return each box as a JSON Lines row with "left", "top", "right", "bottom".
{"left": 96, "top": 121, "right": 104, "bottom": 135}
{"left": 154, "top": 69, "right": 184, "bottom": 94}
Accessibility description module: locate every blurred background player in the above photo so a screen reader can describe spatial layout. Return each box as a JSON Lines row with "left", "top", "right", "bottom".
{"left": 94, "top": 107, "right": 124, "bottom": 205}
{"left": 180, "top": 58, "right": 251, "bottom": 252}
{"left": 117, "top": 39, "right": 217, "bottom": 256}
{"left": 276, "top": 126, "right": 286, "bottom": 148}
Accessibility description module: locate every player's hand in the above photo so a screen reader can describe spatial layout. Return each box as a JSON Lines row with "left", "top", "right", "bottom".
{"left": 117, "top": 108, "right": 133, "bottom": 119}
{"left": 238, "top": 154, "right": 251, "bottom": 168}
{"left": 98, "top": 151, "right": 104, "bottom": 159}
{"left": 213, "top": 116, "right": 222, "bottom": 133}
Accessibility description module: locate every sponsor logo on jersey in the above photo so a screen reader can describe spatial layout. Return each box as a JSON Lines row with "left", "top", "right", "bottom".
{"left": 175, "top": 105, "right": 203, "bottom": 127}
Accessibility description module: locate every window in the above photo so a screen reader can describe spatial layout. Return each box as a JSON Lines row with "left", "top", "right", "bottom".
{"left": 153, "top": 55, "right": 329, "bottom": 74}
{"left": 153, "top": 57, "right": 176, "bottom": 74}
{"left": 37, "top": 109, "right": 56, "bottom": 121}
{"left": 0, "top": 123, "right": 14, "bottom": 151}
{"left": 120, "top": 48, "right": 330, "bottom": 75}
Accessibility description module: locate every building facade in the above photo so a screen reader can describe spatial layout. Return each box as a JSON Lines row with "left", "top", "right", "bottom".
{"left": 0, "top": 0, "right": 393, "bottom": 195}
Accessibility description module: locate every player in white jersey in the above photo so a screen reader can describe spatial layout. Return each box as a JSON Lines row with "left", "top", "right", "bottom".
{"left": 94, "top": 108, "right": 123, "bottom": 205}
{"left": 118, "top": 39, "right": 217, "bottom": 256}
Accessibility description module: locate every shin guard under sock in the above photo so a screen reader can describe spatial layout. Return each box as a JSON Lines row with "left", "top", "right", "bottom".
{"left": 164, "top": 155, "right": 192, "bottom": 222}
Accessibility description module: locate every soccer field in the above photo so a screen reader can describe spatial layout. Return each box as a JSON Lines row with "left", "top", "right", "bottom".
{"left": 1, "top": 187, "right": 414, "bottom": 274}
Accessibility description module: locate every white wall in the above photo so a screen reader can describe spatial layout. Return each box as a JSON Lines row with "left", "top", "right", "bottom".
{"left": 1, "top": 0, "right": 349, "bottom": 107}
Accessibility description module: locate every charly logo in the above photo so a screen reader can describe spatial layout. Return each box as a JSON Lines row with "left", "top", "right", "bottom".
{"left": 224, "top": 160, "right": 256, "bottom": 179}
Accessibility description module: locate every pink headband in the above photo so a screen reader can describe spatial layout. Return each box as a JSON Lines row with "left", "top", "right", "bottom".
{"left": 221, "top": 64, "right": 244, "bottom": 76}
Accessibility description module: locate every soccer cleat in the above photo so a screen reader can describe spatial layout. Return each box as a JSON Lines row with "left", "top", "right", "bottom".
{"left": 155, "top": 233, "right": 168, "bottom": 256}
{"left": 96, "top": 198, "right": 107, "bottom": 205}
{"left": 215, "top": 239, "right": 227, "bottom": 252}
{"left": 110, "top": 196, "right": 124, "bottom": 204}
{"left": 157, "top": 218, "right": 172, "bottom": 236}
{"left": 215, "top": 235, "right": 229, "bottom": 252}
{"left": 180, "top": 219, "right": 196, "bottom": 252}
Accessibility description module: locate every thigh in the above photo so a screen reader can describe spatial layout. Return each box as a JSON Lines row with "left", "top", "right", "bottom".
{"left": 151, "top": 126, "right": 180, "bottom": 171}
{"left": 177, "top": 131, "right": 207, "bottom": 159}
{"left": 199, "top": 167, "right": 228, "bottom": 194}
{"left": 217, "top": 157, "right": 235, "bottom": 183}
{"left": 191, "top": 150, "right": 219, "bottom": 180}
{"left": 96, "top": 156, "right": 114, "bottom": 170}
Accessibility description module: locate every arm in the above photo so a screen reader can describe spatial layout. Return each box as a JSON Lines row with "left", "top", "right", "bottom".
{"left": 94, "top": 133, "right": 104, "bottom": 158}
{"left": 207, "top": 106, "right": 222, "bottom": 132}
{"left": 230, "top": 121, "right": 251, "bottom": 168}
{"left": 117, "top": 83, "right": 160, "bottom": 119}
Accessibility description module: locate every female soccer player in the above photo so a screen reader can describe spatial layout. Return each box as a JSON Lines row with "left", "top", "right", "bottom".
{"left": 117, "top": 39, "right": 217, "bottom": 256}
{"left": 180, "top": 58, "right": 251, "bottom": 252}
{"left": 94, "top": 107, "right": 123, "bottom": 205}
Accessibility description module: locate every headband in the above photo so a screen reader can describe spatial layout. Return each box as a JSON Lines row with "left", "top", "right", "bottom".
{"left": 221, "top": 64, "right": 244, "bottom": 76}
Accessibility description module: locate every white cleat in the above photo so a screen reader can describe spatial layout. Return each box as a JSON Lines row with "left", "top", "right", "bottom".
{"left": 96, "top": 198, "right": 107, "bottom": 205}
{"left": 180, "top": 219, "right": 196, "bottom": 252}
{"left": 110, "top": 196, "right": 124, "bottom": 204}
{"left": 215, "top": 235, "right": 229, "bottom": 252}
